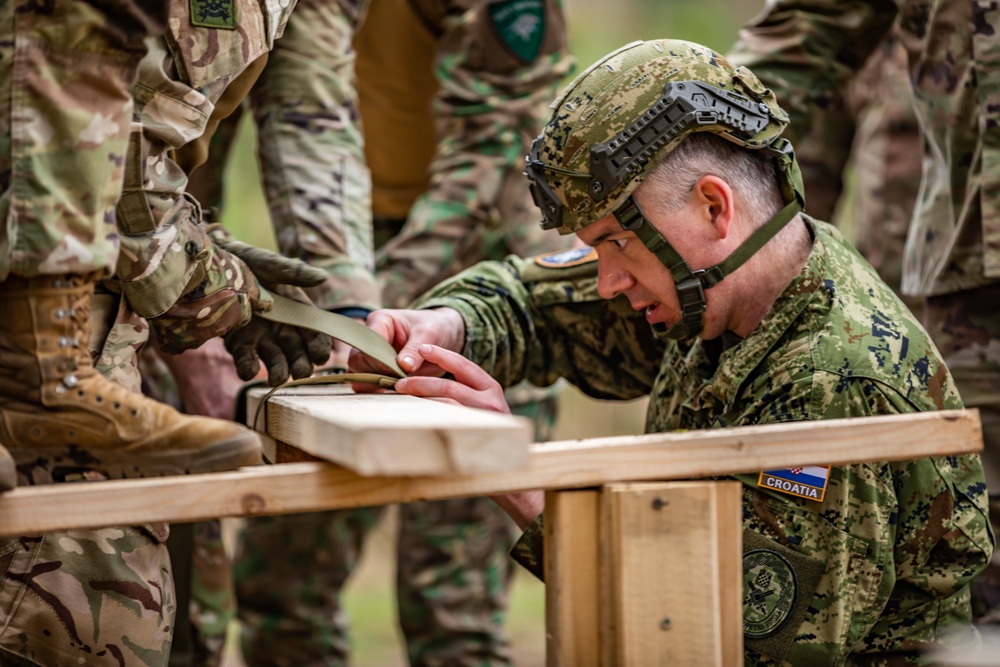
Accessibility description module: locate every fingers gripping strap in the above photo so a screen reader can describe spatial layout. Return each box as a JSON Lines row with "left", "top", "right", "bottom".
{"left": 255, "top": 289, "right": 408, "bottom": 378}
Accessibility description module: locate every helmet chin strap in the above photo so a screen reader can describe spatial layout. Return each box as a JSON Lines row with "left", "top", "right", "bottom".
{"left": 613, "top": 195, "right": 803, "bottom": 340}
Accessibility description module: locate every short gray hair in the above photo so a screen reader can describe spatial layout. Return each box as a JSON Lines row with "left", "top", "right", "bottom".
{"left": 641, "top": 133, "right": 784, "bottom": 227}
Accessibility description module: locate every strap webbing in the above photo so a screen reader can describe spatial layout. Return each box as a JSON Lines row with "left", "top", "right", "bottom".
{"left": 615, "top": 195, "right": 803, "bottom": 340}
{"left": 705, "top": 199, "right": 802, "bottom": 288}
{"left": 256, "top": 289, "right": 407, "bottom": 378}
{"left": 252, "top": 372, "right": 400, "bottom": 432}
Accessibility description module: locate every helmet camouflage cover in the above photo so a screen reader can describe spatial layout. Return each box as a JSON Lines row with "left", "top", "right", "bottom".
{"left": 526, "top": 39, "right": 800, "bottom": 234}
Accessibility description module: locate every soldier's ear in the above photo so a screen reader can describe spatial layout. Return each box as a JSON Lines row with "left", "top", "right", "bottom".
{"left": 692, "top": 175, "right": 734, "bottom": 240}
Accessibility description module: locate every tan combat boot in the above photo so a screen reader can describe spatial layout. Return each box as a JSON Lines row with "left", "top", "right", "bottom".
{"left": 0, "top": 274, "right": 262, "bottom": 484}
{"left": 0, "top": 443, "right": 14, "bottom": 492}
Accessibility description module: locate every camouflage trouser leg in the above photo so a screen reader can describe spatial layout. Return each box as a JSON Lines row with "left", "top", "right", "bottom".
{"left": 925, "top": 284, "right": 1000, "bottom": 620}
{"left": 189, "top": 521, "right": 236, "bottom": 667}
{"left": 163, "top": 520, "right": 233, "bottom": 667}
{"left": 233, "top": 500, "right": 514, "bottom": 667}
{"left": 0, "top": 525, "right": 175, "bottom": 667}
{"left": 394, "top": 389, "right": 557, "bottom": 667}
{"left": 396, "top": 499, "right": 515, "bottom": 667}
{"left": 234, "top": 508, "right": 382, "bottom": 667}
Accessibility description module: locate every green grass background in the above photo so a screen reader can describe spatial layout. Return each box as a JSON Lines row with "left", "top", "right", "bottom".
{"left": 218, "top": 2, "right": 765, "bottom": 665}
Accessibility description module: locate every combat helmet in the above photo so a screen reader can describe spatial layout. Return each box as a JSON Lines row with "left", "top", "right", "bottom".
{"left": 525, "top": 39, "right": 805, "bottom": 339}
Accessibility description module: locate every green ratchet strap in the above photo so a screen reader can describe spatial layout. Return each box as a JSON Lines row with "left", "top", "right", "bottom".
{"left": 251, "top": 371, "right": 400, "bottom": 433}
{"left": 249, "top": 289, "right": 410, "bottom": 434}
{"left": 257, "top": 288, "right": 408, "bottom": 378}
{"left": 615, "top": 195, "right": 802, "bottom": 339}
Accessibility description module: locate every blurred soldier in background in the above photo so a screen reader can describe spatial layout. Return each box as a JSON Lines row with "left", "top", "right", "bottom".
{"left": 145, "top": 0, "right": 574, "bottom": 664}
{"left": 727, "top": 0, "right": 1000, "bottom": 621}
{"left": 783, "top": 26, "right": 922, "bottom": 311}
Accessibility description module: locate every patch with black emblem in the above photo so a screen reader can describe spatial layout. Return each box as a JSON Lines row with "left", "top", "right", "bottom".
{"left": 190, "top": 0, "right": 236, "bottom": 29}
{"left": 741, "top": 528, "right": 826, "bottom": 662}
{"left": 487, "top": 0, "right": 546, "bottom": 63}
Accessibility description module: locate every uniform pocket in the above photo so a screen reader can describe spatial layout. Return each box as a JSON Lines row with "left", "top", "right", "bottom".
{"left": 743, "top": 479, "right": 889, "bottom": 665}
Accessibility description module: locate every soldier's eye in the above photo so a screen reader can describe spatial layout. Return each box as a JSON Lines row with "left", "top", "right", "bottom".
{"left": 612, "top": 238, "right": 629, "bottom": 249}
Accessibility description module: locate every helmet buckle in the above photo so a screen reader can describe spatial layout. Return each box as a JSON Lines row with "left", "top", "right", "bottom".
{"left": 676, "top": 271, "right": 707, "bottom": 316}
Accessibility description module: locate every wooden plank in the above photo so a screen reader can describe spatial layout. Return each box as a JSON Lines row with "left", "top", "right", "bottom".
{"left": 716, "top": 483, "right": 744, "bottom": 667}
{"left": 545, "top": 489, "right": 601, "bottom": 667}
{"left": 247, "top": 387, "right": 533, "bottom": 475}
{"left": 602, "top": 482, "right": 742, "bottom": 666}
{"left": 0, "top": 409, "right": 981, "bottom": 536}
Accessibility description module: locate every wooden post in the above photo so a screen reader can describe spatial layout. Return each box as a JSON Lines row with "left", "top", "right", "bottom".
{"left": 544, "top": 481, "right": 743, "bottom": 666}
{"left": 601, "top": 481, "right": 743, "bottom": 666}
{"left": 545, "top": 489, "right": 602, "bottom": 667}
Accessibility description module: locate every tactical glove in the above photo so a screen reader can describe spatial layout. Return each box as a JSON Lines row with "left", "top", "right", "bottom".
{"left": 151, "top": 227, "right": 332, "bottom": 385}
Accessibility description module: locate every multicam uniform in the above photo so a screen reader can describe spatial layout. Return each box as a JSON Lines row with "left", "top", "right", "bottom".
{"left": 0, "top": 0, "right": 316, "bottom": 664}
{"left": 160, "top": 0, "right": 572, "bottom": 664}
{"left": 0, "top": 2, "right": 181, "bottom": 665}
{"left": 785, "top": 29, "right": 921, "bottom": 301}
{"left": 726, "top": 0, "right": 1000, "bottom": 617}
{"left": 414, "top": 218, "right": 993, "bottom": 664}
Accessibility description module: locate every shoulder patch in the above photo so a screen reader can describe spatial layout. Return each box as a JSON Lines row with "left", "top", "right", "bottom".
{"left": 743, "top": 549, "right": 797, "bottom": 639}
{"left": 190, "top": 0, "right": 236, "bottom": 29}
{"left": 487, "top": 0, "right": 546, "bottom": 63}
{"left": 534, "top": 247, "right": 597, "bottom": 268}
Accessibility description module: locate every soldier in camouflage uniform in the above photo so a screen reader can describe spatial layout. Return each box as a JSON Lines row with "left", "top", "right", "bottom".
{"left": 785, "top": 27, "right": 922, "bottom": 306}
{"left": 0, "top": 0, "right": 346, "bottom": 663}
{"left": 352, "top": 39, "right": 994, "bottom": 663}
{"left": 725, "top": 0, "right": 1000, "bottom": 621}
{"left": 153, "top": 0, "right": 572, "bottom": 664}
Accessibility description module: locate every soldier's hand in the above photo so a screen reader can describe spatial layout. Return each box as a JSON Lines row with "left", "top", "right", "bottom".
{"left": 393, "top": 344, "right": 508, "bottom": 414}
{"left": 152, "top": 229, "right": 332, "bottom": 386}
{"left": 215, "top": 239, "right": 332, "bottom": 385}
{"left": 348, "top": 307, "right": 466, "bottom": 378}
{"left": 223, "top": 284, "right": 332, "bottom": 385}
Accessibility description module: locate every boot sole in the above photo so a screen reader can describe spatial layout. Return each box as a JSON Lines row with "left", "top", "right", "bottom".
{"left": 12, "top": 432, "right": 263, "bottom": 485}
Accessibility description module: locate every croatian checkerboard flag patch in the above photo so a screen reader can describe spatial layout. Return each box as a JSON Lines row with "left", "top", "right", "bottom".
{"left": 757, "top": 466, "right": 830, "bottom": 502}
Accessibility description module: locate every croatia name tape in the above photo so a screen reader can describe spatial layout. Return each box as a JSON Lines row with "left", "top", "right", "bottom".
{"left": 758, "top": 465, "right": 830, "bottom": 502}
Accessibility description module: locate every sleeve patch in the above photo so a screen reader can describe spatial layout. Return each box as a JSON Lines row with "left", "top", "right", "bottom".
{"left": 487, "top": 0, "right": 547, "bottom": 63}
{"left": 533, "top": 247, "right": 597, "bottom": 268}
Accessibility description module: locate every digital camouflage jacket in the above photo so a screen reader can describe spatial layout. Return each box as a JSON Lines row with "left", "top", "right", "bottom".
{"left": 416, "top": 219, "right": 994, "bottom": 664}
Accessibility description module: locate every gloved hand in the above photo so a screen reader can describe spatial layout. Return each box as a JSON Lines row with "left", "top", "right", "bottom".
{"left": 152, "top": 226, "right": 332, "bottom": 386}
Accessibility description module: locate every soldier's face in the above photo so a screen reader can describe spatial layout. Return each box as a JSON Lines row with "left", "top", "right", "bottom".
{"left": 576, "top": 212, "right": 687, "bottom": 330}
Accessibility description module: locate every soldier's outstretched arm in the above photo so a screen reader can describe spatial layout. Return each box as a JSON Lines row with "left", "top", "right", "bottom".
{"left": 390, "top": 343, "right": 544, "bottom": 529}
